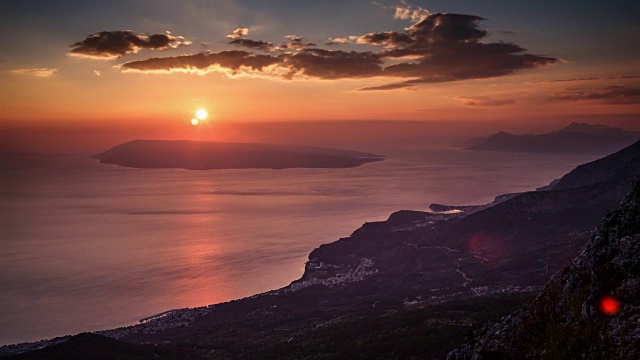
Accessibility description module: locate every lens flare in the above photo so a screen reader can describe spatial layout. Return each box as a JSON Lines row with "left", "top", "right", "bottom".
{"left": 196, "top": 109, "right": 208, "bottom": 120}
{"left": 190, "top": 118, "right": 200, "bottom": 126}
{"left": 599, "top": 295, "right": 620, "bottom": 315}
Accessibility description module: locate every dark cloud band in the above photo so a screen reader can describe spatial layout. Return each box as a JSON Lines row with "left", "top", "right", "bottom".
{"left": 554, "top": 86, "right": 640, "bottom": 104}
{"left": 117, "top": 12, "right": 557, "bottom": 89}
{"left": 69, "top": 31, "right": 190, "bottom": 59}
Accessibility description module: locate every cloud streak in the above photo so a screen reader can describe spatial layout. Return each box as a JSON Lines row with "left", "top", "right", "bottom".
{"left": 554, "top": 86, "right": 640, "bottom": 104}
{"left": 529, "top": 75, "right": 640, "bottom": 84}
{"left": 11, "top": 68, "right": 57, "bottom": 77}
{"left": 69, "top": 31, "right": 191, "bottom": 59}
{"left": 120, "top": 49, "right": 382, "bottom": 79}
{"left": 120, "top": 50, "right": 284, "bottom": 77}
{"left": 229, "top": 38, "right": 276, "bottom": 52}
{"left": 228, "top": 35, "right": 317, "bottom": 52}
{"left": 457, "top": 96, "right": 516, "bottom": 107}
{"left": 115, "top": 11, "right": 557, "bottom": 89}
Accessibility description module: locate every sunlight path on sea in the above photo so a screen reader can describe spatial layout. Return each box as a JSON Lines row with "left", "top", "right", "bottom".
{"left": 0, "top": 149, "right": 598, "bottom": 345}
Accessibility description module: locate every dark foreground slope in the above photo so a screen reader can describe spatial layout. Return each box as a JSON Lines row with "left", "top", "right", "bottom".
{"left": 93, "top": 140, "right": 383, "bottom": 170}
{"left": 467, "top": 122, "right": 640, "bottom": 154}
{"left": 2, "top": 333, "right": 196, "bottom": 360}
{"left": 448, "top": 179, "right": 640, "bottom": 359}
{"left": 4, "top": 141, "right": 640, "bottom": 359}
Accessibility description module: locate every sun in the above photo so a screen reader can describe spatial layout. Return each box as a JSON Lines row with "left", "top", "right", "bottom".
{"left": 196, "top": 109, "right": 208, "bottom": 120}
{"left": 190, "top": 118, "right": 200, "bottom": 126}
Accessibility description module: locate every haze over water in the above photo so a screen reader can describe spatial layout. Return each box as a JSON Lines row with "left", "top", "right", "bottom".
{"left": 0, "top": 146, "right": 600, "bottom": 345}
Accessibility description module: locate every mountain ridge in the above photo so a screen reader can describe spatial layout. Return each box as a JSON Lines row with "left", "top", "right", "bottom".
{"left": 467, "top": 122, "right": 640, "bottom": 154}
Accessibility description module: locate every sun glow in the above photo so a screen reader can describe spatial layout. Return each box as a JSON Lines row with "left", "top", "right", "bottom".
{"left": 196, "top": 109, "right": 208, "bottom": 120}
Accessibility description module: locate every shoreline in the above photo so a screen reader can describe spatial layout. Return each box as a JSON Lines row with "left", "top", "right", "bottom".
{"left": 0, "top": 149, "right": 597, "bottom": 354}
{"left": 0, "top": 193, "right": 513, "bottom": 355}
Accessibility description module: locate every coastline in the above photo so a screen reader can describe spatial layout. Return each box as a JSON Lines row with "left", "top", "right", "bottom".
{"left": 0, "top": 192, "right": 519, "bottom": 356}
{"left": 0, "top": 149, "right": 602, "bottom": 352}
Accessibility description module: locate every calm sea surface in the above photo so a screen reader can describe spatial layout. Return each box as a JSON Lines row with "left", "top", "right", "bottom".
{"left": 0, "top": 148, "right": 599, "bottom": 345}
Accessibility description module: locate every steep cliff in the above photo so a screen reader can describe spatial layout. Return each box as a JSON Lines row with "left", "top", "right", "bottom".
{"left": 448, "top": 179, "right": 640, "bottom": 359}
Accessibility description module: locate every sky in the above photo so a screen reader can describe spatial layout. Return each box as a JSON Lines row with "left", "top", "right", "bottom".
{"left": 1, "top": 0, "right": 639, "bottom": 152}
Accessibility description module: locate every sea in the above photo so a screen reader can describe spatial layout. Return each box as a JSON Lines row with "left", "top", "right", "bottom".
{"left": 0, "top": 147, "right": 600, "bottom": 345}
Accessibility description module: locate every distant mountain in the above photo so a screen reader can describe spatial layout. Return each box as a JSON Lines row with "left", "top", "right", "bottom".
{"left": 551, "top": 121, "right": 634, "bottom": 137}
{"left": 448, "top": 179, "right": 640, "bottom": 359}
{"left": 6, "top": 141, "right": 640, "bottom": 359}
{"left": 466, "top": 122, "right": 640, "bottom": 154}
{"left": 93, "top": 140, "right": 383, "bottom": 170}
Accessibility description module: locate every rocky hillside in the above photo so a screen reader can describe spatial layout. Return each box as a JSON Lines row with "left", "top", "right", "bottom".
{"left": 448, "top": 179, "right": 640, "bottom": 359}
{"left": 553, "top": 140, "right": 640, "bottom": 191}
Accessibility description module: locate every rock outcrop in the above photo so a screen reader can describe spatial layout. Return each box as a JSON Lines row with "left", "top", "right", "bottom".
{"left": 448, "top": 179, "right": 640, "bottom": 359}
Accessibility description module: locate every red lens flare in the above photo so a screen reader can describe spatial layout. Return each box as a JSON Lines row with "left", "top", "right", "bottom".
{"left": 599, "top": 296, "right": 620, "bottom": 315}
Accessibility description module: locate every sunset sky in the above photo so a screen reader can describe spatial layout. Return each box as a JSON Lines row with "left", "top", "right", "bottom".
{"left": 1, "top": 0, "right": 639, "bottom": 152}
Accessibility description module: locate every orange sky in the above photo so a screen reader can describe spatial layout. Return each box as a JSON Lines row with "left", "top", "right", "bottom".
{"left": 1, "top": 1, "right": 639, "bottom": 153}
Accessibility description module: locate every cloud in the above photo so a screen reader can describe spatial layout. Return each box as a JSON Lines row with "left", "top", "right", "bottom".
{"left": 115, "top": 12, "right": 557, "bottom": 89}
{"left": 120, "top": 50, "right": 284, "bottom": 77}
{"left": 358, "top": 83, "right": 417, "bottom": 91}
{"left": 229, "top": 38, "right": 276, "bottom": 52}
{"left": 457, "top": 96, "right": 516, "bottom": 106}
{"left": 326, "top": 37, "right": 350, "bottom": 45}
{"left": 366, "top": 41, "right": 555, "bottom": 89}
{"left": 529, "top": 75, "right": 640, "bottom": 84}
{"left": 120, "top": 48, "right": 382, "bottom": 79}
{"left": 529, "top": 77, "right": 599, "bottom": 83}
{"left": 357, "top": 32, "right": 414, "bottom": 47}
{"left": 11, "top": 68, "right": 57, "bottom": 77}
{"left": 553, "top": 86, "right": 640, "bottom": 104}
{"left": 407, "top": 13, "right": 487, "bottom": 45}
{"left": 286, "top": 48, "right": 382, "bottom": 79}
{"left": 69, "top": 31, "right": 191, "bottom": 59}
{"left": 393, "top": 1, "right": 430, "bottom": 22}
{"left": 228, "top": 35, "right": 316, "bottom": 52}
{"left": 326, "top": 36, "right": 358, "bottom": 46}
{"left": 226, "top": 27, "right": 249, "bottom": 39}
{"left": 280, "top": 35, "right": 316, "bottom": 51}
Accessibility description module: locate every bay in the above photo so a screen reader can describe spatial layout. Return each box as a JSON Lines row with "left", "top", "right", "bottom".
{"left": 0, "top": 148, "right": 598, "bottom": 345}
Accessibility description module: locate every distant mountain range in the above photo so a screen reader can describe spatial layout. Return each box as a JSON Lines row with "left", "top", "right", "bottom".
{"left": 93, "top": 140, "right": 383, "bottom": 170}
{"left": 4, "top": 141, "right": 640, "bottom": 359}
{"left": 466, "top": 122, "right": 640, "bottom": 154}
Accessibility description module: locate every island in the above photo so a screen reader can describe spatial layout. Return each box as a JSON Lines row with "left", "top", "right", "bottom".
{"left": 93, "top": 140, "right": 384, "bottom": 170}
